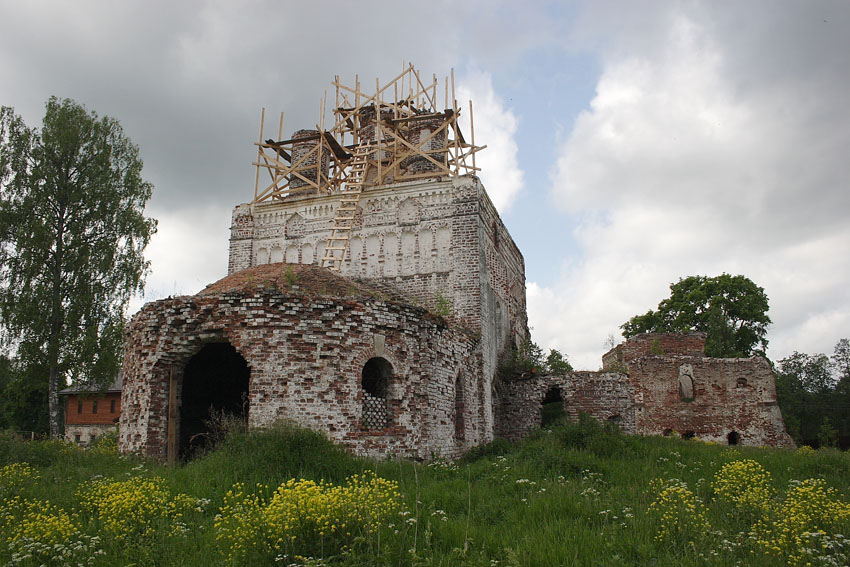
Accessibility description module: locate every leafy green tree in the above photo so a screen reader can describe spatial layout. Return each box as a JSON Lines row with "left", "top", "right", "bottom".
{"left": 0, "top": 97, "right": 156, "bottom": 437}
{"left": 778, "top": 351, "right": 835, "bottom": 394}
{"left": 621, "top": 274, "right": 771, "bottom": 358}
{"left": 776, "top": 343, "right": 849, "bottom": 447}
{"left": 546, "top": 349, "right": 573, "bottom": 373}
{"left": 818, "top": 418, "right": 838, "bottom": 448}
{"left": 0, "top": 353, "right": 11, "bottom": 428}
{"left": 832, "top": 338, "right": 850, "bottom": 388}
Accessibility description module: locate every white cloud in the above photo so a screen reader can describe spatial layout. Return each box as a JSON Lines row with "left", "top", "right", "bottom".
{"left": 127, "top": 205, "right": 232, "bottom": 315}
{"left": 457, "top": 69, "right": 524, "bottom": 212}
{"left": 534, "top": 6, "right": 850, "bottom": 369}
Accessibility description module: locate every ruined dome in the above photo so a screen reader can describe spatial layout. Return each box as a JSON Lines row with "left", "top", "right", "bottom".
{"left": 120, "top": 261, "right": 479, "bottom": 461}
{"left": 197, "top": 263, "right": 408, "bottom": 304}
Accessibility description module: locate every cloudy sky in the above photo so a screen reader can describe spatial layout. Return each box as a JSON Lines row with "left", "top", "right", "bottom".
{"left": 1, "top": 1, "right": 848, "bottom": 369}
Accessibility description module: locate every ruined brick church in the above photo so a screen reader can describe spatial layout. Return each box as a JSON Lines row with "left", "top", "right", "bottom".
{"left": 118, "top": 67, "right": 792, "bottom": 461}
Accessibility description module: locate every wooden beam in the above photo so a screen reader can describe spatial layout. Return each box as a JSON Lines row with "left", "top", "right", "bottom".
{"left": 253, "top": 107, "right": 265, "bottom": 200}
{"left": 469, "top": 100, "right": 476, "bottom": 172}
{"left": 167, "top": 365, "right": 177, "bottom": 465}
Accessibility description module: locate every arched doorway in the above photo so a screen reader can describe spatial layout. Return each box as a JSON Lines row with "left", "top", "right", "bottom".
{"left": 727, "top": 431, "right": 740, "bottom": 445}
{"left": 179, "top": 342, "right": 250, "bottom": 459}
{"left": 362, "top": 357, "right": 392, "bottom": 430}
{"left": 540, "top": 386, "right": 566, "bottom": 427}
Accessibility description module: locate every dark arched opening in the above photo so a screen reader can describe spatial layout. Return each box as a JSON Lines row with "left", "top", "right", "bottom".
{"left": 663, "top": 428, "right": 673, "bottom": 437}
{"left": 180, "top": 343, "right": 249, "bottom": 459}
{"left": 362, "top": 357, "right": 391, "bottom": 430}
{"left": 727, "top": 431, "right": 740, "bottom": 445}
{"left": 541, "top": 386, "right": 566, "bottom": 427}
{"left": 682, "top": 430, "right": 696, "bottom": 440}
{"left": 454, "top": 374, "right": 465, "bottom": 441}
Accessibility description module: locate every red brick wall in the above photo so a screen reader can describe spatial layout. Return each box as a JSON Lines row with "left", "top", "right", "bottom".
{"left": 602, "top": 332, "right": 707, "bottom": 369}
{"left": 501, "top": 333, "right": 794, "bottom": 448}
{"left": 630, "top": 355, "right": 794, "bottom": 447}
{"left": 65, "top": 393, "right": 121, "bottom": 425}
{"left": 498, "top": 371, "right": 636, "bottom": 440}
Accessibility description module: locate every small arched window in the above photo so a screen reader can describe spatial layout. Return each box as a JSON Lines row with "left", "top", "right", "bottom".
{"left": 362, "top": 357, "right": 392, "bottom": 430}
{"left": 736, "top": 377, "right": 748, "bottom": 388}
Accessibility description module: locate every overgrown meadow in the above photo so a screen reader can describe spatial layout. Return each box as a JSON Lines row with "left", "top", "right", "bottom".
{"left": 1, "top": 418, "right": 849, "bottom": 567}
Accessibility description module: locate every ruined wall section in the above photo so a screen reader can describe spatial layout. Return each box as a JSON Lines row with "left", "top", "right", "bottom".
{"left": 473, "top": 184, "right": 528, "bottom": 440}
{"left": 631, "top": 354, "right": 794, "bottom": 447}
{"left": 602, "top": 332, "right": 707, "bottom": 369}
{"left": 497, "top": 372, "right": 636, "bottom": 441}
{"left": 120, "top": 286, "right": 480, "bottom": 460}
{"left": 229, "top": 204, "right": 254, "bottom": 275}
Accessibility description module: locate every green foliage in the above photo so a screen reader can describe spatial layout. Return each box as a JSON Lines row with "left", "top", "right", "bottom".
{"left": 545, "top": 349, "right": 573, "bottom": 373}
{"left": 433, "top": 292, "right": 452, "bottom": 317}
{"left": 0, "top": 98, "right": 157, "bottom": 436}
{"left": 215, "top": 473, "right": 401, "bottom": 563}
{"left": 621, "top": 274, "right": 771, "bottom": 358}
{"left": 817, "top": 418, "right": 838, "bottom": 448}
{"left": 2, "top": 424, "right": 850, "bottom": 566}
{"left": 499, "top": 339, "right": 545, "bottom": 378}
{"left": 778, "top": 351, "right": 835, "bottom": 394}
{"left": 0, "top": 355, "right": 48, "bottom": 433}
{"left": 649, "top": 338, "right": 664, "bottom": 356}
{"left": 540, "top": 397, "right": 567, "bottom": 427}
{"left": 775, "top": 340, "right": 849, "bottom": 448}
{"left": 500, "top": 342, "right": 574, "bottom": 379}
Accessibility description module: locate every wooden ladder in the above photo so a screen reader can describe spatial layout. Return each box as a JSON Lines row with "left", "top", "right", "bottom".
{"left": 321, "top": 141, "right": 372, "bottom": 271}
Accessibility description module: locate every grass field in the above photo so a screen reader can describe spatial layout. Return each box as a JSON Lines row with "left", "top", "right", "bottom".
{"left": 1, "top": 417, "right": 849, "bottom": 566}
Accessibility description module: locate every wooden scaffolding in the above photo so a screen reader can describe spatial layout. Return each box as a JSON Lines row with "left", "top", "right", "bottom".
{"left": 250, "top": 64, "right": 486, "bottom": 269}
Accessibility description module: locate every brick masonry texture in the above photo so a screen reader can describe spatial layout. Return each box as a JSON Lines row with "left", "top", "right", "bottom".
{"left": 228, "top": 175, "right": 528, "bottom": 445}
{"left": 122, "top": 172, "right": 793, "bottom": 459}
{"left": 120, "top": 264, "right": 481, "bottom": 460}
{"left": 499, "top": 333, "right": 794, "bottom": 448}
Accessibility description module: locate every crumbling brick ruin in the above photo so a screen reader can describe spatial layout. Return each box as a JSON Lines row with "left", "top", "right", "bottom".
{"left": 499, "top": 333, "right": 794, "bottom": 448}
{"left": 119, "top": 264, "right": 483, "bottom": 460}
{"left": 119, "top": 66, "right": 792, "bottom": 460}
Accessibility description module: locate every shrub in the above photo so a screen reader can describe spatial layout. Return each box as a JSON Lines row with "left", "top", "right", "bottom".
{"left": 77, "top": 476, "right": 202, "bottom": 543}
{"left": 545, "top": 349, "right": 573, "bottom": 373}
{"left": 498, "top": 340, "right": 545, "bottom": 378}
{"left": 648, "top": 478, "right": 710, "bottom": 548}
{"left": 86, "top": 430, "right": 118, "bottom": 456}
{"left": 754, "top": 477, "right": 850, "bottom": 565}
{"left": 712, "top": 459, "right": 775, "bottom": 514}
{"left": 0, "top": 496, "right": 102, "bottom": 566}
{"left": 0, "top": 462, "right": 40, "bottom": 497}
{"left": 215, "top": 471, "right": 401, "bottom": 563}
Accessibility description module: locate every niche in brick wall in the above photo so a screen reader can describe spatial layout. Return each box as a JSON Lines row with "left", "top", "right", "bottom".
{"left": 454, "top": 374, "right": 466, "bottom": 440}
{"left": 179, "top": 342, "right": 250, "bottom": 459}
{"left": 362, "top": 357, "right": 391, "bottom": 430}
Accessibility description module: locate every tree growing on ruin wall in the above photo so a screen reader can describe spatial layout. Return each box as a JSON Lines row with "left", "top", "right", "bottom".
{"left": 0, "top": 98, "right": 157, "bottom": 437}
{"left": 621, "top": 274, "right": 771, "bottom": 358}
